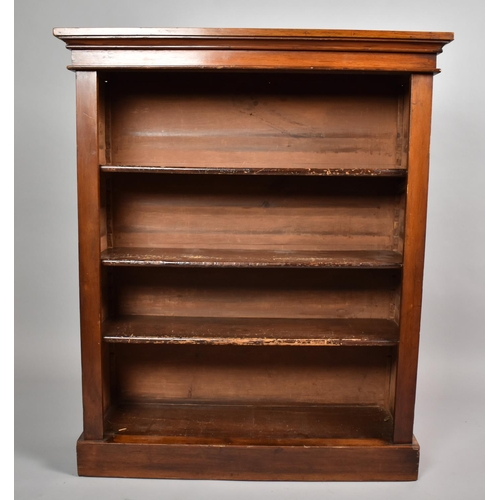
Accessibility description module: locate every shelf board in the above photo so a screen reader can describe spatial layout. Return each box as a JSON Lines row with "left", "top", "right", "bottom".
{"left": 103, "top": 316, "right": 399, "bottom": 346}
{"left": 101, "top": 164, "right": 407, "bottom": 177}
{"left": 101, "top": 248, "right": 403, "bottom": 269}
{"left": 105, "top": 402, "right": 394, "bottom": 446}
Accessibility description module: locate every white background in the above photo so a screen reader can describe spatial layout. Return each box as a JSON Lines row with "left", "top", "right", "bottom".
{"left": 15, "top": 1, "right": 485, "bottom": 499}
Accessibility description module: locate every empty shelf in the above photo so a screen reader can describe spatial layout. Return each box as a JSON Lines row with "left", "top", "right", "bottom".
{"left": 105, "top": 402, "right": 394, "bottom": 446}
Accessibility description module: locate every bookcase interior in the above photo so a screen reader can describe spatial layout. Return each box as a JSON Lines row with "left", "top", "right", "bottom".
{"left": 101, "top": 71, "right": 410, "bottom": 172}
{"left": 94, "top": 70, "right": 409, "bottom": 449}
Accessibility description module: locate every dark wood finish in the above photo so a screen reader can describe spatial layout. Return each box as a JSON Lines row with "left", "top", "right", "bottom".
{"left": 103, "top": 316, "right": 399, "bottom": 346}
{"left": 77, "top": 435, "right": 420, "bottom": 480}
{"left": 393, "top": 74, "right": 434, "bottom": 443}
{"left": 55, "top": 27, "right": 451, "bottom": 481}
{"left": 75, "top": 71, "right": 105, "bottom": 440}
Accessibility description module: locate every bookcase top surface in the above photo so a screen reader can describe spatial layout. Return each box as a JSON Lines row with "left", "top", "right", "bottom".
{"left": 53, "top": 27, "right": 454, "bottom": 42}
{"left": 54, "top": 27, "right": 452, "bottom": 73}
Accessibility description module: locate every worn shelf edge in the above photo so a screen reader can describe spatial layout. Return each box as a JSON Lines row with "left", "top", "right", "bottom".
{"left": 103, "top": 316, "right": 400, "bottom": 346}
{"left": 101, "top": 165, "right": 408, "bottom": 177}
{"left": 101, "top": 248, "right": 403, "bottom": 269}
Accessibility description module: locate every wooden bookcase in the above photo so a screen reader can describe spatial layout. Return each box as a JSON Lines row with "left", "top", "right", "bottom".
{"left": 54, "top": 28, "right": 453, "bottom": 481}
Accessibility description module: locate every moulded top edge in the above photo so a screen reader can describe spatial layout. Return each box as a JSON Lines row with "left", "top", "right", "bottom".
{"left": 53, "top": 27, "right": 454, "bottom": 43}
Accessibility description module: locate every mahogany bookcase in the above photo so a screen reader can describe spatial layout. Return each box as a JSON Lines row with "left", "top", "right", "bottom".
{"left": 54, "top": 28, "right": 453, "bottom": 480}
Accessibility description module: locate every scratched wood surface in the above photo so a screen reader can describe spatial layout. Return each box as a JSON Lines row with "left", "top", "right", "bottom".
{"left": 103, "top": 316, "right": 399, "bottom": 346}
{"left": 101, "top": 248, "right": 402, "bottom": 268}
{"left": 102, "top": 165, "right": 408, "bottom": 176}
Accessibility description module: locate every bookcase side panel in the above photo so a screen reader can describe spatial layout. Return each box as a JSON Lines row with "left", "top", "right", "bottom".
{"left": 393, "top": 73, "right": 433, "bottom": 443}
{"left": 76, "top": 71, "right": 106, "bottom": 439}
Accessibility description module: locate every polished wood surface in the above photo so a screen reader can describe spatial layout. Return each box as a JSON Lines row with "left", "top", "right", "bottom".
{"left": 69, "top": 49, "right": 439, "bottom": 72}
{"left": 56, "top": 27, "right": 452, "bottom": 480}
{"left": 53, "top": 27, "right": 454, "bottom": 40}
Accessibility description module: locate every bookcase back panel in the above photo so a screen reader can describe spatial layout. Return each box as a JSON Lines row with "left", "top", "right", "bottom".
{"left": 106, "top": 72, "right": 408, "bottom": 170}
{"left": 111, "top": 267, "right": 400, "bottom": 320}
{"left": 108, "top": 174, "right": 405, "bottom": 252}
{"left": 111, "top": 344, "right": 393, "bottom": 406}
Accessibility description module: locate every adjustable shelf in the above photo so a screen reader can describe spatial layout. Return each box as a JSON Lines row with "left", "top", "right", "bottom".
{"left": 55, "top": 27, "right": 453, "bottom": 481}
{"left": 101, "top": 165, "right": 408, "bottom": 177}
{"left": 101, "top": 248, "right": 403, "bottom": 269}
{"left": 103, "top": 316, "right": 400, "bottom": 346}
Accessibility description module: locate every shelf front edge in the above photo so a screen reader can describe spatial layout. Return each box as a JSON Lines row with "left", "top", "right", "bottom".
{"left": 100, "top": 248, "right": 403, "bottom": 269}
{"left": 101, "top": 165, "right": 408, "bottom": 176}
{"left": 102, "top": 316, "right": 400, "bottom": 347}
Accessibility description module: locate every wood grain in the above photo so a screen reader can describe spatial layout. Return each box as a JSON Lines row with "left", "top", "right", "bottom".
{"left": 54, "top": 27, "right": 452, "bottom": 481}
{"left": 101, "top": 248, "right": 403, "bottom": 269}
{"left": 106, "top": 173, "right": 406, "bottom": 253}
{"left": 77, "top": 435, "right": 420, "bottom": 480}
{"left": 101, "top": 165, "right": 407, "bottom": 176}
{"left": 109, "top": 267, "right": 401, "bottom": 320}
{"left": 75, "top": 71, "right": 104, "bottom": 439}
{"left": 69, "top": 49, "right": 438, "bottom": 73}
{"left": 104, "top": 403, "right": 394, "bottom": 443}
{"left": 111, "top": 344, "right": 394, "bottom": 406}
{"left": 53, "top": 26, "right": 453, "bottom": 41}
{"left": 107, "top": 72, "right": 406, "bottom": 169}
{"left": 55, "top": 28, "right": 452, "bottom": 74}
{"left": 393, "top": 74, "right": 433, "bottom": 444}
